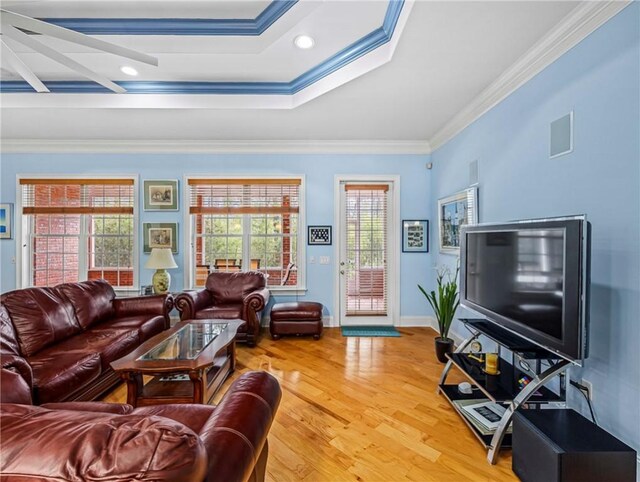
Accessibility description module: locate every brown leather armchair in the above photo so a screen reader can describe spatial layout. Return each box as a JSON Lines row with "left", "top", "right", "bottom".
{"left": 176, "top": 271, "right": 270, "bottom": 347}
{"left": 1, "top": 366, "right": 281, "bottom": 482}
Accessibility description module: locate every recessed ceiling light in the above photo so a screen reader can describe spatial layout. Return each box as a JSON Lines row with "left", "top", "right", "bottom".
{"left": 294, "top": 35, "right": 315, "bottom": 50}
{"left": 120, "top": 66, "right": 138, "bottom": 76}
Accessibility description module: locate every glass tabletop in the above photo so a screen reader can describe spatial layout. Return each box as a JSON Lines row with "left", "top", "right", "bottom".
{"left": 138, "top": 322, "right": 228, "bottom": 361}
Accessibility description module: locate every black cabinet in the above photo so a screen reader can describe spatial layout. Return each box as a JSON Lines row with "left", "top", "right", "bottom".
{"left": 513, "top": 409, "right": 637, "bottom": 482}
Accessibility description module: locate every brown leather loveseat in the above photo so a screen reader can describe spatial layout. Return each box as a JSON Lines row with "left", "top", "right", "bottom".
{"left": 0, "top": 279, "right": 173, "bottom": 404}
{"left": 0, "top": 366, "right": 281, "bottom": 482}
{"left": 176, "top": 271, "right": 270, "bottom": 347}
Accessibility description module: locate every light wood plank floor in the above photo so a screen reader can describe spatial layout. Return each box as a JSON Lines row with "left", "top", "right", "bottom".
{"left": 104, "top": 327, "right": 518, "bottom": 482}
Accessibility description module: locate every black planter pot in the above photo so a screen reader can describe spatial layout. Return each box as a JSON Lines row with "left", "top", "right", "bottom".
{"left": 435, "top": 337, "right": 454, "bottom": 363}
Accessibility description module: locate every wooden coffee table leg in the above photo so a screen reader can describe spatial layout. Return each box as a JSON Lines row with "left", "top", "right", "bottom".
{"left": 189, "top": 369, "right": 205, "bottom": 404}
{"left": 122, "top": 372, "right": 143, "bottom": 407}
{"left": 228, "top": 341, "right": 236, "bottom": 371}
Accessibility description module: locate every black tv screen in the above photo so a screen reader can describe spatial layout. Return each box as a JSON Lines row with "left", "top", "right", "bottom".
{"left": 460, "top": 217, "right": 590, "bottom": 362}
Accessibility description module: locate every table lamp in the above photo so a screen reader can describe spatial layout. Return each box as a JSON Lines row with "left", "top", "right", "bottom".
{"left": 145, "top": 248, "right": 177, "bottom": 294}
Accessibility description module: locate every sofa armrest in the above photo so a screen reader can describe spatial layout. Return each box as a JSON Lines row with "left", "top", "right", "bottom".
{"left": 0, "top": 366, "right": 32, "bottom": 404}
{"left": 41, "top": 402, "right": 135, "bottom": 414}
{"left": 113, "top": 294, "right": 174, "bottom": 327}
{"left": 175, "top": 290, "right": 212, "bottom": 321}
{"left": 243, "top": 287, "right": 270, "bottom": 314}
{"left": 0, "top": 404, "right": 208, "bottom": 482}
{"left": 201, "top": 371, "right": 281, "bottom": 482}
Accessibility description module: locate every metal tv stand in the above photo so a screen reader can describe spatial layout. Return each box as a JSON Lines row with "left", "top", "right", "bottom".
{"left": 437, "top": 318, "right": 571, "bottom": 464}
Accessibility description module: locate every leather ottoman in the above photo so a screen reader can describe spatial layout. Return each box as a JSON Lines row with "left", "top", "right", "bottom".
{"left": 270, "top": 302, "right": 323, "bottom": 340}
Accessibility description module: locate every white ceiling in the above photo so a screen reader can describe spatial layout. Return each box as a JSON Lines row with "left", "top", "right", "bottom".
{"left": 1, "top": 1, "right": 272, "bottom": 19}
{"left": 1, "top": 1, "right": 584, "bottom": 144}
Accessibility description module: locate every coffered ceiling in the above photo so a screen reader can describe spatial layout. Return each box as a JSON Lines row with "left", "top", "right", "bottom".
{"left": 0, "top": 1, "right": 628, "bottom": 150}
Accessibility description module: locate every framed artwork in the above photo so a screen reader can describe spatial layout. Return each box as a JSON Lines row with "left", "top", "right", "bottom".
{"left": 143, "top": 180, "right": 178, "bottom": 211}
{"left": 438, "top": 187, "right": 478, "bottom": 254}
{"left": 308, "top": 226, "right": 332, "bottom": 245}
{"left": 143, "top": 223, "right": 178, "bottom": 253}
{"left": 402, "top": 220, "right": 428, "bottom": 253}
{"left": 0, "top": 203, "right": 13, "bottom": 239}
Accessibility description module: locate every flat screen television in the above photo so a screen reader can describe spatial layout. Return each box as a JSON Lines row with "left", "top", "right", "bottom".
{"left": 460, "top": 216, "right": 590, "bottom": 364}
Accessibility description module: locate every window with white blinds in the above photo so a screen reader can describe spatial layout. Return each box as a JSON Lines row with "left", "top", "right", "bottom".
{"left": 19, "top": 178, "right": 136, "bottom": 288}
{"left": 344, "top": 184, "right": 389, "bottom": 316}
{"left": 188, "top": 178, "right": 302, "bottom": 289}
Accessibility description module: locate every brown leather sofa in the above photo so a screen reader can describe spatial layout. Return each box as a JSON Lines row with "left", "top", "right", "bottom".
{"left": 176, "top": 271, "right": 270, "bottom": 347}
{"left": 0, "top": 279, "right": 173, "bottom": 404}
{"left": 0, "top": 366, "right": 281, "bottom": 482}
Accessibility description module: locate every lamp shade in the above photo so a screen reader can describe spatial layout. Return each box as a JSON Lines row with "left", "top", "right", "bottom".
{"left": 145, "top": 248, "right": 177, "bottom": 269}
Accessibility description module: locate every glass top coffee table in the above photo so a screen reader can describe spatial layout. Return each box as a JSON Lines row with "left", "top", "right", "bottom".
{"left": 111, "top": 319, "right": 242, "bottom": 407}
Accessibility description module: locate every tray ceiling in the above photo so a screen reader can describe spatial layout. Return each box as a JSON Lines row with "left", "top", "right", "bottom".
{"left": 2, "top": 1, "right": 620, "bottom": 147}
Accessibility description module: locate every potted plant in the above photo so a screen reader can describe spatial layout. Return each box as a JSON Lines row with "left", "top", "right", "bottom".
{"left": 418, "top": 265, "right": 460, "bottom": 363}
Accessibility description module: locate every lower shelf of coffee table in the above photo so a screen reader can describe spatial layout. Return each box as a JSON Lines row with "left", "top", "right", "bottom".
{"left": 135, "top": 354, "right": 231, "bottom": 406}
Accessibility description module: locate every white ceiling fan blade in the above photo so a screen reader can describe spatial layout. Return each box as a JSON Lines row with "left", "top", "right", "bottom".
{"left": 1, "top": 9, "right": 158, "bottom": 67}
{"left": 3, "top": 24, "right": 126, "bottom": 93}
{"left": 1, "top": 38, "right": 50, "bottom": 92}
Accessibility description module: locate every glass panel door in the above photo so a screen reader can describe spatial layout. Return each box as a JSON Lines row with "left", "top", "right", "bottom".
{"left": 339, "top": 183, "right": 392, "bottom": 326}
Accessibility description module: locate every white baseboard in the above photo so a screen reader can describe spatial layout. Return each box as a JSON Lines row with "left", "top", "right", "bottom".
{"left": 397, "top": 315, "right": 436, "bottom": 328}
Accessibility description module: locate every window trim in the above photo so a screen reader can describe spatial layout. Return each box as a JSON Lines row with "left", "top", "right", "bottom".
{"left": 183, "top": 174, "right": 306, "bottom": 293}
{"left": 16, "top": 174, "right": 139, "bottom": 290}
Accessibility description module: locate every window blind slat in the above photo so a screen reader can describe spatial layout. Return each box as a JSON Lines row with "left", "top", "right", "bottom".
{"left": 189, "top": 180, "right": 299, "bottom": 215}
{"left": 21, "top": 180, "right": 134, "bottom": 215}
{"left": 23, "top": 207, "right": 133, "bottom": 215}
{"left": 188, "top": 178, "right": 301, "bottom": 186}
{"left": 20, "top": 178, "right": 134, "bottom": 185}
{"left": 344, "top": 184, "right": 389, "bottom": 192}
{"left": 190, "top": 206, "right": 299, "bottom": 215}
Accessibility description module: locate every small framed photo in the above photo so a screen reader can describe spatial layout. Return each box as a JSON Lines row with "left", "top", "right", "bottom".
{"left": 0, "top": 203, "right": 13, "bottom": 239}
{"left": 143, "top": 223, "right": 178, "bottom": 253}
{"left": 438, "top": 187, "right": 478, "bottom": 254}
{"left": 140, "top": 285, "right": 154, "bottom": 296}
{"left": 402, "top": 220, "right": 429, "bottom": 253}
{"left": 143, "top": 180, "right": 178, "bottom": 211}
{"left": 308, "top": 225, "right": 332, "bottom": 245}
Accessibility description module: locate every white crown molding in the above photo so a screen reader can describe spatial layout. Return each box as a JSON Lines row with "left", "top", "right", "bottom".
{"left": 0, "top": 139, "right": 432, "bottom": 155}
{"left": 429, "top": 1, "right": 632, "bottom": 151}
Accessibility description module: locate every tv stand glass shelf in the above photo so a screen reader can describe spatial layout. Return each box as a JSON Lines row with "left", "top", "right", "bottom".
{"left": 437, "top": 318, "right": 572, "bottom": 464}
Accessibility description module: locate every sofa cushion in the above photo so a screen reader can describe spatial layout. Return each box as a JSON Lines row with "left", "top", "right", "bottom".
{"left": 36, "top": 327, "right": 140, "bottom": 372}
{"left": 29, "top": 351, "right": 101, "bottom": 404}
{"left": 194, "top": 304, "right": 243, "bottom": 320}
{"left": 206, "top": 271, "right": 266, "bottom": 304}
{"left": 0, "top": 404, "right": 207, "bottom": 481}
{"left": 1, "top": 287, "right": 81, "bottom": 357}
{"left": 90, "top": 315, "right": 165, "bottom": 343}
{"left": 57, "top": 279, "right": 116, "bottom": 330}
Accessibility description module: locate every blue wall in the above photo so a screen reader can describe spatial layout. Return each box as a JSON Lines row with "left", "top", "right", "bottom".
{"left": 431, "top": 3, "right": 639, "bottom": 457}
{"left": 0, "top": 153, "right": 433, "bottom": 319}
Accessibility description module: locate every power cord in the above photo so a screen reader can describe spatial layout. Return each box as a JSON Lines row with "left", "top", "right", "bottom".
{"left": 570, "top": 380, "right": 597, "bottom": 425}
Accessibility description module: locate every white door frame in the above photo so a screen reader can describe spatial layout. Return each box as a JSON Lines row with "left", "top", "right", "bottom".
{"left": 333, "top": 174, "right": 401, "bottom": 326}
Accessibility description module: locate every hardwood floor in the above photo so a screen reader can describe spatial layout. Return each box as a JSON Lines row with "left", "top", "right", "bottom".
{"left": 103, "top": 327, "right": 518, "bottom": 482}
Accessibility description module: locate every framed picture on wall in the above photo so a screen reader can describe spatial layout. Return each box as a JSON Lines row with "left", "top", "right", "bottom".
{"left": 143, "top": 180, "right": 179, "bottom": 211}
{"left": 308, "top": 226, "right": 332, "bottom": 245}
{"left": 438, "top": 187, "right": 478, "bottom": 254}
{"left": 402, "top": 220, "right": 428, "bottom": 252}
{"left": 0, "top": 203, "right": 13, "bottom": 239}
{"left": 143, "top": 223, "right": 178, "bottom": 253}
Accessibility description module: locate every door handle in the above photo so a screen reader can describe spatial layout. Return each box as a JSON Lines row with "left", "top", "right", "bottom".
{"left": 340, "top": 261, "right": 345, "bottom": 266}
{"left": 340, "top": 270, "right": 345, "bottom": 275}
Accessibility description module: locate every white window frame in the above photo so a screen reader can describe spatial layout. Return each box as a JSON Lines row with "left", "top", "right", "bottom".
{"left": 15, "top": 174, "right": 139, "bottom": 292}
{"left": 184, "top": 174, "right": 306, "bottom": 294}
